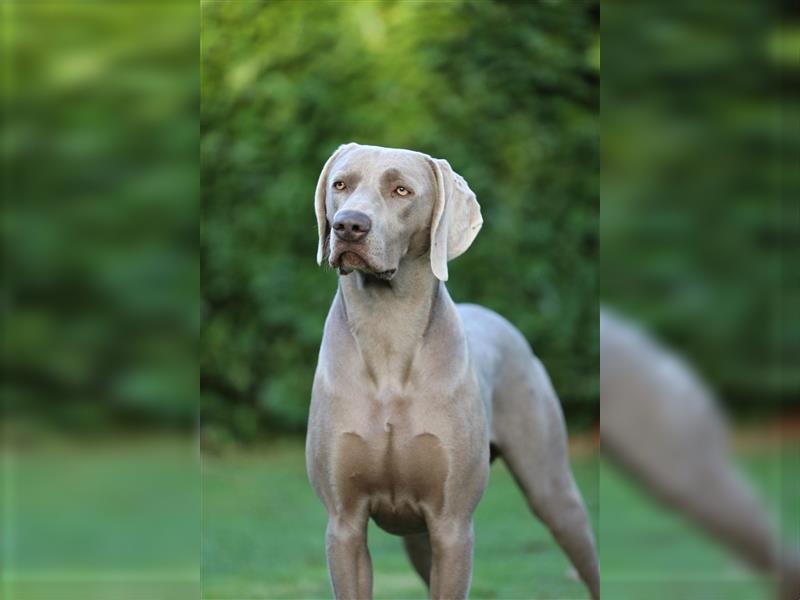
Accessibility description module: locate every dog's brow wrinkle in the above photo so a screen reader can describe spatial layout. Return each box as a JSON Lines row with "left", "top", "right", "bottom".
{"left": 381, "top": 168, "right": 403, "bottom": 181}
{"left": 333, "top": 171, "right": 360, "bottom": 183}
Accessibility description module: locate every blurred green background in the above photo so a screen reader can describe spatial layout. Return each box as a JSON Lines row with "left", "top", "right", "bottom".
{"left": 601, "top": 0, "right": 800, "bottom": 417}
{"left": 600, "top": 2, "right": 799, "bottom": 598}
{"left": 0, "top": 1, "right": 794, "bottom": 599}
{"left": 2, "top": 3, "right": 200, "bottom": 600}
{"left": 1, "top": 1, "right": 198, "bottom": 434}
{"left": 201, "top": 0, "right": 600, "bottom": 443}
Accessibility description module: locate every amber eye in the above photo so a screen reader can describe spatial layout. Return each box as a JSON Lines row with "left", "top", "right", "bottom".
{"left": 395, "top": 186, "right": 409, "bottom": 196}
{"left": 333, "top": 181, "right": 346, "bottom": 191}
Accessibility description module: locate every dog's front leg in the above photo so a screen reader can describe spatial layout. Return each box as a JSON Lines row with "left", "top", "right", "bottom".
{"left": 325, "top": 513, "right": 372, "bottom": 600}
{"left": 428, "top": 519, "right": 474, "bottom": 600}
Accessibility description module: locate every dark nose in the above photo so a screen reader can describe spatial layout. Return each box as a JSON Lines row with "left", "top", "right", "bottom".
{"left": 332, "top": 210, "right": 371, "bottom": 242}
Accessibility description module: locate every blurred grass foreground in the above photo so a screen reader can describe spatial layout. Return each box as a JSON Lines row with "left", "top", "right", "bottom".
{"left": 202, "top": 434, "right": 794, "bottom": 600}
{"left": 202, "top": 439, "right": 599, "bottom": 600}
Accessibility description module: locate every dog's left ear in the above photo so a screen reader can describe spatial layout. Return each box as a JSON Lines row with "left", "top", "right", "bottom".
{"left": 315, "top": 143, "right": 356, "bottom": 265}
{"left": 428, "top": 158, "right": 483, "bottom": 281}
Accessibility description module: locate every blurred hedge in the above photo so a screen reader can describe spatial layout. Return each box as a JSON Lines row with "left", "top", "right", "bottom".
{"left": 601, "top": 1, "right": 799, "bottom": 416}
{"left": 201, "top": 0, "right": 599, "bottom": 440}
{"left": 2, "top": 3, "right": 198, "bottom": 433}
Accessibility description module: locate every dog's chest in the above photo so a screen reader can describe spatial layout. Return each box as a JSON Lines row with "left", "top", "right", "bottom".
{"left": 331, "top": 397, "right": 448, "bottom": 534}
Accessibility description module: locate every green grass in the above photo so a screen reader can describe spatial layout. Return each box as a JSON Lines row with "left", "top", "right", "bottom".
{"left": 2, "top": 436, "right": 794, "bottom": 600}
{"left": 202, "top": 440, "right": 597, "bottom": 600}
{"left": 599, "top": 444, "right": 799, "bottom": 600}
{"left": 202, "top": 440, "right": 798, "bottom": 600}
{"left": 1, "top": 437, "right": 200, "bottom": 600}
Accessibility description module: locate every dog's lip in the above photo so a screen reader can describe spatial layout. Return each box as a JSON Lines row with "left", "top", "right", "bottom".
{"left": 330, "top": 247, "right": 396, "bottom": 280}
{"left": 338, "top": 250, "right": 368, "bottom": 269}
{"left": 330, "top": 245, "right": 367, "bottom": 268}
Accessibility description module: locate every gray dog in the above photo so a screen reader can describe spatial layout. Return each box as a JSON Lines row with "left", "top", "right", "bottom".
{"left": 306, "top": 143, "right": 599, "bottom": 599}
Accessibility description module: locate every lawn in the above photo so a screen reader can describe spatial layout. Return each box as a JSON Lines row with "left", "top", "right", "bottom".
{"left": 202, "top": 437, "right": 797, "bottom": 600}
{"left": 202, "top": 439, "right": 598, "bottom": 600}
{"left": 2, "top": 434, "right": 794, "bottom": 600}
{"left": 599, "top": 444, "right": 797, "bottom": 600}
{"left": 1, "top": 437, "right": 201, "bottom": 600}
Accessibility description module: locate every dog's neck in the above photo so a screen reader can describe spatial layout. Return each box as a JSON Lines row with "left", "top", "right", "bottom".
{"left": 336, "top": 255, "right": 443, "bottom": 387}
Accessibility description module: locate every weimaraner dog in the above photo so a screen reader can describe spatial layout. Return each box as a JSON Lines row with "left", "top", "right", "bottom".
{"left": 306, "top": 143, "right": 599, "bottom": 599}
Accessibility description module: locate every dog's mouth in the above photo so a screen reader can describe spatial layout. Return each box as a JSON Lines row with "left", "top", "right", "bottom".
{"left": 330, "top": 248, "right": 396, "bottom": 281}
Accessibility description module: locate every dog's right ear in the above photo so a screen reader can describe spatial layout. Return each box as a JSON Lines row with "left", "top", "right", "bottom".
{"left": 315, "top": 143, "right": 356, "bottom": 265}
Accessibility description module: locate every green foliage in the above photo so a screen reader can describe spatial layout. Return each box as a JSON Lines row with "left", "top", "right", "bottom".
{"left": 2, "top": 3, "right": 198, "bottom": 431}
{"left": 601, "top": 2, "right": 800, "bottom": 413}
{"left": 201, "top": 1, "right": 599, "bottom": 436}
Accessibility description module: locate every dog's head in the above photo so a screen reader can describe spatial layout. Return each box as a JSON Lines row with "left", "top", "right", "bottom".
{"left": 315, "top": 143, "right": 482, "bottom": 281}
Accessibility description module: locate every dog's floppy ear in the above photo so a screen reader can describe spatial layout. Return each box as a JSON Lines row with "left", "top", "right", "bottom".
{"left": 428, "top": 158, "right": 483, "bottom": 281}
{"left": 315, "top": 143, "right": 356, "bottom": 265}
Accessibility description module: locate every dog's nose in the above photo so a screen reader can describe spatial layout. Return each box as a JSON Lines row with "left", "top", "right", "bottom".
{"left": 332, "top": 210, "right": 371, "bottom": 242}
